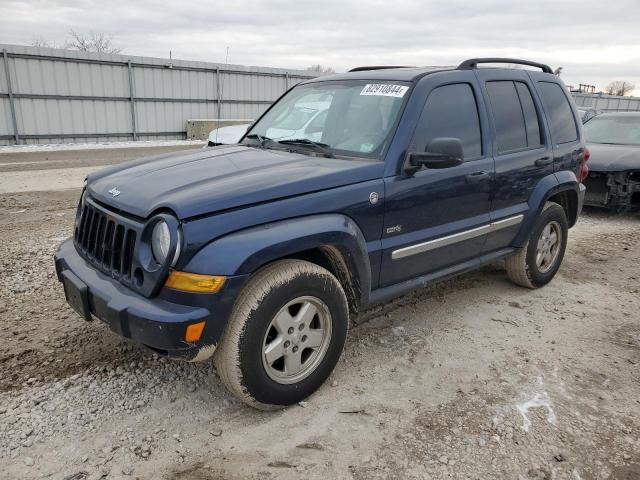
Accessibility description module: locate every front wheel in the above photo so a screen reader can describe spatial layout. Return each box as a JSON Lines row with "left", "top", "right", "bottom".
{"left": 505, "top": 202, "right": 568, "bottom": 288}
{"left": 214, "top": 260, "right": 349, "bottom": 409}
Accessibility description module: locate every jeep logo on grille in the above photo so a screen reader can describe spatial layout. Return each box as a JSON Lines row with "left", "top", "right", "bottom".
{"left": 108, "top": 187, "right": 121, "bottom": 197}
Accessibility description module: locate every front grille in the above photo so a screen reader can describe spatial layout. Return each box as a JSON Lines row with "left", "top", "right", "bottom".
{"left": 74, "top": 200, "right": 137, "bottom": 279}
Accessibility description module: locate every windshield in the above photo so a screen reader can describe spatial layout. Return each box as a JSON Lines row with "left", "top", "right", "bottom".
{"left": 583, "top": 115, "right": 640, "bottom": 146}
{"left": 243, "top": 80, "right": 410, "bottom": 158}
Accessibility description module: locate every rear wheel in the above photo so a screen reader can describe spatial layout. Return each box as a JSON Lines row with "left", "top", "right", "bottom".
{"left": 214, "top": 260, "right": 349, "bottom": 409}
{"left": 505, "top": 202, "right": 568, "bottom": 288}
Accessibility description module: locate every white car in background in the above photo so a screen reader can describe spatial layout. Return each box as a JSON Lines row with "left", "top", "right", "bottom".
{"left": 207, "top": 101, "right": 329, "bottom": 146}
{"left": 207, "top": 124, "right": 251, "bottom": 146}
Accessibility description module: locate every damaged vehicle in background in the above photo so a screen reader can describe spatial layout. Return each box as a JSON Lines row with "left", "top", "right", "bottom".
{"left": 583, "top": 112, "right": 640, "bottom": 211}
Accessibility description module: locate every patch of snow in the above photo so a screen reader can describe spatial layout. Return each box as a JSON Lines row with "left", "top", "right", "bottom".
{"left": 516, "top": 391, "right": 557, "bottom": 432}
{"left": 0, "top": 140, "right": 205, "bottom": 155}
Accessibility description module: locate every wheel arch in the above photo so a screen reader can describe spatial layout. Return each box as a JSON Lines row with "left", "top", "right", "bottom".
{"left": 513, "top": 171, "right": 580, "bottom": 247}
{"left": 547, "top": 188, "right": 579, "bottom": 227}
{"left": 183, "top": 214, "right": 371, "bottom": 314}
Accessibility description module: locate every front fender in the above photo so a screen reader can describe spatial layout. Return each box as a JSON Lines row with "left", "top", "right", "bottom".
{"left": 183, "top": 214, "right": 372, "bottom": 310}
{"left": 513, "top": 171, "right": 580, "bottom": 247}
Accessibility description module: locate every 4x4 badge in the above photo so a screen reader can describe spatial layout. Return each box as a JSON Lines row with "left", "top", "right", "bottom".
{"left": 108, "top": 187, "right": 121, "bottom": 197}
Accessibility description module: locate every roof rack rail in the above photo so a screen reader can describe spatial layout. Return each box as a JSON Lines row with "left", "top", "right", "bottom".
{"left": 349, "top": 65, "right": 413, "bottom": 72}
{"left": 457, "top": 58, "right": 553, "bottom": 74}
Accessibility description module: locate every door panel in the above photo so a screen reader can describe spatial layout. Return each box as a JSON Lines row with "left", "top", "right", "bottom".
{"left": 379, "top": 74, "right": 493, "bottom": 287}
{"left": 381, "top": 159, "right": 493, "bottom": 285}
{"left": 474, "top": 70, "right": 554, "bottom": 253}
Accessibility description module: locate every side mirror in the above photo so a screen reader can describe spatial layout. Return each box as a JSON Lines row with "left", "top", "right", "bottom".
{"left": 405, "top": 137, "right": 464, "bottom": 173}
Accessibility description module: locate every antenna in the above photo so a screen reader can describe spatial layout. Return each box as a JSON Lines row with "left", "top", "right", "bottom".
{"left": 215, "top": 46, "right": 230, "bottom": 145}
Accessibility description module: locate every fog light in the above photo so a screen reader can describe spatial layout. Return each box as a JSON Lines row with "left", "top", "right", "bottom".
{"left": 165, "top": 271, "right": 226, "bottom": 293}
{"left": 185, "top": 321, "right": 206, "bottom": 342}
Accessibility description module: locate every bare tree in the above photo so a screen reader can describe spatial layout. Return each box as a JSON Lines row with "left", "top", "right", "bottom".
{"left": 30, "top": 37, "right": 60, "bottom": 48}
{"left": 306, "top": 64, "right": 336, "bottom": 76}
{"left": 64, "top": 30, "right": 123, "bottom": 54}
{"left": 554, "top": 66, "right": 563, "bottom": 76}
{"left": 604, "top": 80, "right": 635, "bottom": 96}
{"left": 30, "top": 31, "right": 123, "bottom": 54}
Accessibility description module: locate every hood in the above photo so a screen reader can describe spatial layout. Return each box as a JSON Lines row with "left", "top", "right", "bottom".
{"left": 87, "top": 145, "right": 384, "bottom": 219}
{"left": 586, "top": 142, "right": 640, "bottom": 172}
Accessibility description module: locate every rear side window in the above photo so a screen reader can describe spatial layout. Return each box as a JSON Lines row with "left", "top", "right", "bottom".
{"left": 413, "top": 83, "right": 482, "bottom": 159}
{"left": 515, "top": 83, "right": 542, "bottom": 147}
{"left": 486, "top": 81, "right": 543, "bottom": 153}
{"left": 538, "top": 82, "right": 578, "bottom": 144}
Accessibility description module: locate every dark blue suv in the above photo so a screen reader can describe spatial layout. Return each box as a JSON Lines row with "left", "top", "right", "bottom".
{"left": 55, "top": 58, "right": 587, "bottom": 409}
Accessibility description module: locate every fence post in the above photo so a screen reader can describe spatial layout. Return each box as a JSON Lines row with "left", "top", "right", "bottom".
{"left": 127, "top": 60, "right": 137, "bottom": 141}
{"left": 216, "top": 67, "right": 222, "bottom": 120}
{"left": 2, "top": 49, "right": 19, "bottom": 144}
{"left": 285, "top": 72, "right": 289, "bottom": 90}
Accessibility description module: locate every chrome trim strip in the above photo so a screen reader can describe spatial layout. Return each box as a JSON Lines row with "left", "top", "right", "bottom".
{"left": 391, "top": 214, "right": 524, "bottom": 260}
{"left": 489, "top": 214, "right": 524, "bottom": 231}
{"left": 392, "top": 224, "right": 491, "bottom": 260}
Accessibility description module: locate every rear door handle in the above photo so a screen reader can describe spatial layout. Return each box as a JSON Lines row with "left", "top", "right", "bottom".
{"left": 465, "top": 171, "right": 490, "bottom": 183}
{"left": 535, "top": 156, "right": 553, "bottom": 167}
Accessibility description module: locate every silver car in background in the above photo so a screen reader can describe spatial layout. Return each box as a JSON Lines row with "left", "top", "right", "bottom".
{"left": 577, "top": 107, "right": 604, "bottom": 124}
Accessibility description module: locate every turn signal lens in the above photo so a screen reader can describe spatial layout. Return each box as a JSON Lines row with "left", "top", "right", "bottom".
{"left": 165, "top": 271, "right": 226, "bottom": 293}
{"left": 185, "top": 321, "right": 206, "bottom": 342}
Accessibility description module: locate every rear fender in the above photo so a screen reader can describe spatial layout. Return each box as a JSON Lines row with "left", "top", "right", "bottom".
{"left": 513, "top": 171, "right": 580, "bottom": 247}
{"left": 183, "top": 214, "right": 372, "bottom": 310}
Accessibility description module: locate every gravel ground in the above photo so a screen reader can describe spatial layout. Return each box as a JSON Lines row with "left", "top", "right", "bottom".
{"left": 0, "top": 147, "right": 639, "bottom": 480}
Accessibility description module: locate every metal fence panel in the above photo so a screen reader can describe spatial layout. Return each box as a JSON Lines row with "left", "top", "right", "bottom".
{"left": 0, "top": 43, "right": 314, "bottom": 145}
{"left": 571, "top": 92, "right": 640, "bottom": 112}
{"left": 0, "top": 98, "right": 11, "bottom": 135}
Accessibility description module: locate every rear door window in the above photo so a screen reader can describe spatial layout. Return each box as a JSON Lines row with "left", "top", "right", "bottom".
{"left": 515, "top": 82, "right": 543, "bottom": 148}
{"left": 486, "top": 81, "right": 528, "bottom": 153}
{"left": 486, "top": 81, "right": 544, "bottom": 153}
{"left": 538, "top": 82, "right": 578, "bottom": 144}
{"left": 413, "top": 83, "right": 482, "bottom": 159}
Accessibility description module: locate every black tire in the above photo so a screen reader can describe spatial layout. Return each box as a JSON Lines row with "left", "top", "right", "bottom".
{"left": 505, "top": 202, "right": 568, "bottom": 288}
{"left": 214, "top": 260, "right": 349, "bottom": 409}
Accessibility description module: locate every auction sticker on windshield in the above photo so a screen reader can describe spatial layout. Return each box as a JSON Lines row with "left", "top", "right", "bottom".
{"left": 360, "top": 84, "right": 409, "bottom": 97}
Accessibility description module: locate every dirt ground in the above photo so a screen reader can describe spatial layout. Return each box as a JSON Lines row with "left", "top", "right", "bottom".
{"left": 0, "top": 146, "right": 639, "bottom": 480}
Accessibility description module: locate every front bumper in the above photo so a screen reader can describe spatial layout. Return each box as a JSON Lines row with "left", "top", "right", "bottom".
{"left": 55, "top": 239, "right": 245, "bottom": 361}
{"left": 583, "top": 171, "right": 640, "bottom": 211}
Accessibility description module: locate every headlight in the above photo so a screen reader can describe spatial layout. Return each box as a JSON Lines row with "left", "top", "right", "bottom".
{"left": 151, "top": 219, "right": 181, "bottom": 266}
{"left": 152, "top": 221, "right": 170, "bottom": 264}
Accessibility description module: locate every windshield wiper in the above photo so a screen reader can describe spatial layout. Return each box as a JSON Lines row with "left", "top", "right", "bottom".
{"left": 244, "top": 133, "right": 273, "bottom": 147}
{"left": 275, "top": 139, "right": 335, "bottom": 158}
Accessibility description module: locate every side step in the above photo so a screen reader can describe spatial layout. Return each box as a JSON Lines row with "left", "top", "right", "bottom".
{"left": 367, "top": 248, "right": 515, "bottom": 307}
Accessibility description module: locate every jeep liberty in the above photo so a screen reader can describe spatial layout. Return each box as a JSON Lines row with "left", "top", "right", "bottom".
{"left": 55, "top": 58, "right": 588, "bottom": 409}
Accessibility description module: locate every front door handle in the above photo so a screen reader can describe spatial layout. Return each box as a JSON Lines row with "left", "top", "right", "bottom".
{"left": 535, "top": 156, "right": 553, "bottom": 167}
{"left": 465, "top": 171, "right": 490, "bottom": 183}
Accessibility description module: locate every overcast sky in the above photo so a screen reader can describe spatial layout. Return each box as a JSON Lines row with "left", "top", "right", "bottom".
{"left": 3, "top": 0, "right": 640, "bottom": 93}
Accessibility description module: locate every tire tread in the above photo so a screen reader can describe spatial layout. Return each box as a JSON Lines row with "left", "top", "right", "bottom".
{"left": 214, "top": 259, "right": 347, "bottom": 409}
{"left": 505, "top": 202, "right": 563, "bottom": 289}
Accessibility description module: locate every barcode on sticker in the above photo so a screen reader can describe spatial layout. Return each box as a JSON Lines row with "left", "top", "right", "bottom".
{"left": 360, "top": 84, "right": 409, "bottom": 98}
